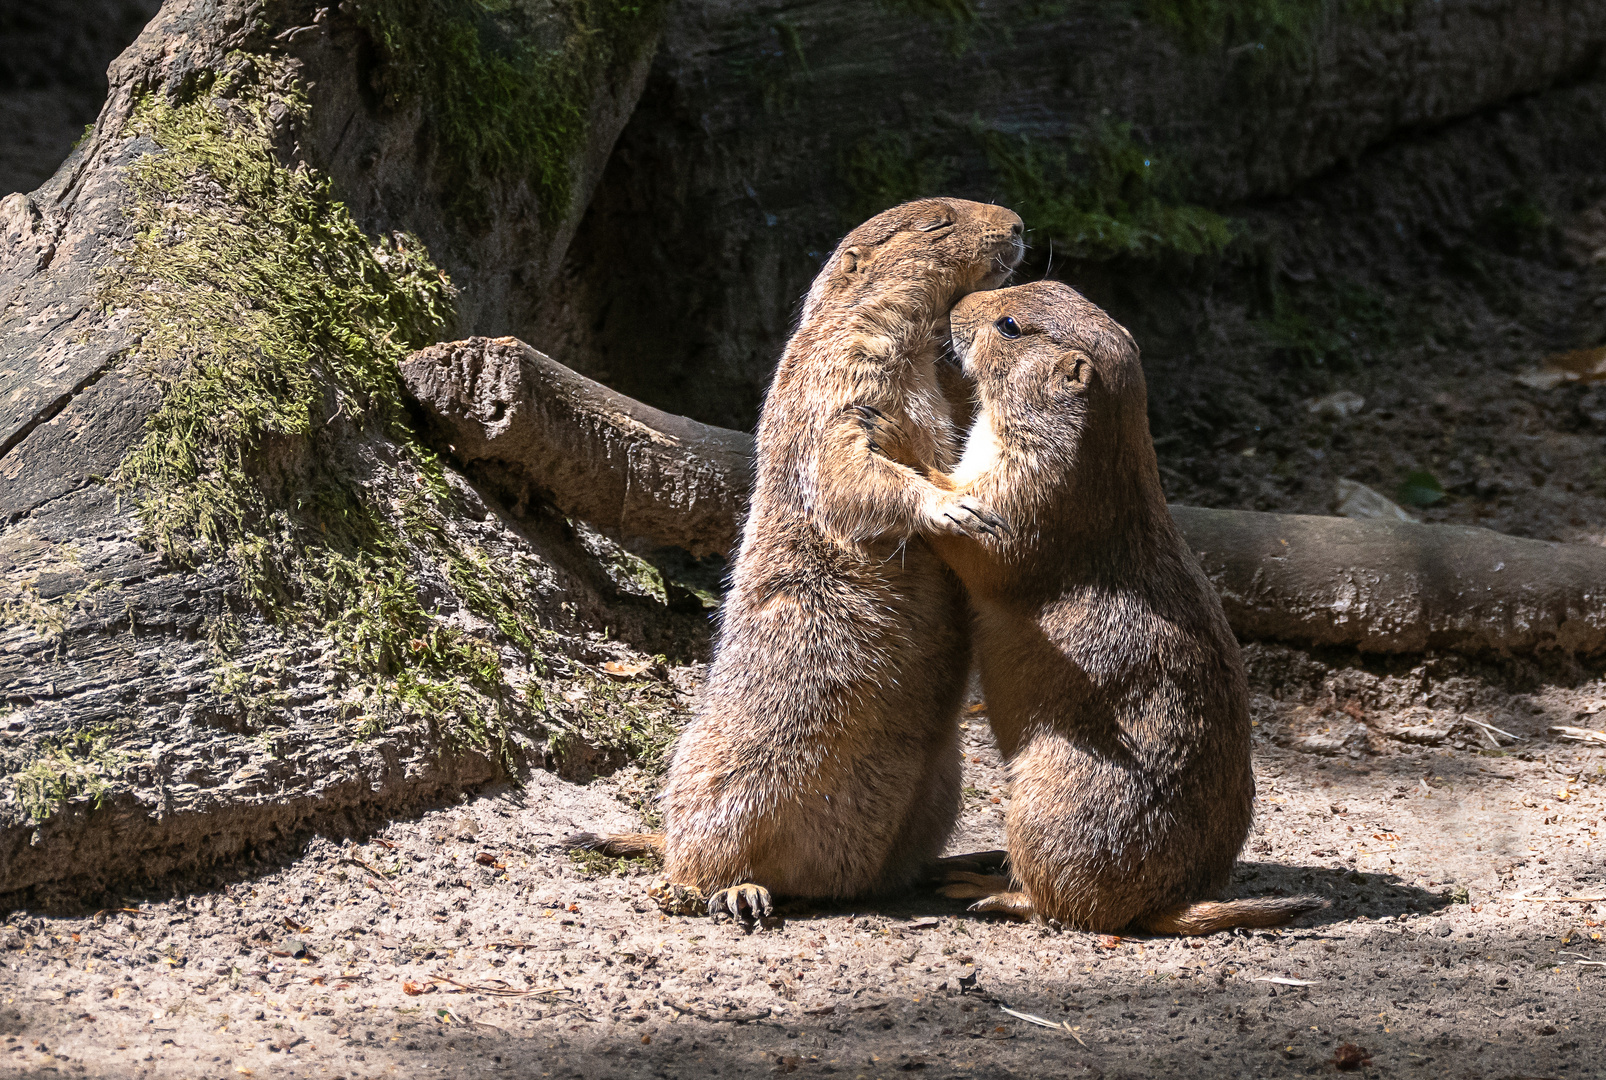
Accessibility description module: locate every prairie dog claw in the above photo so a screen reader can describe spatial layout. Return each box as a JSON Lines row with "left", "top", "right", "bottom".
{"left": 927, "top": 494, "right": 1009, "bottom": 539}
{"left": 707, "top": 882, "right": 773, "bottom": 921}
{"left": 966, "top": 891, "right": 1036, "bottom": 920}
{"left": 849, "top": 402, "right": 908, "bottom": 459}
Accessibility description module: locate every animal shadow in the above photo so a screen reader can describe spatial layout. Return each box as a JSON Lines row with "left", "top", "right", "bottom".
{"left": 1232, "top": 860, "right": 1454, "bottom": 925}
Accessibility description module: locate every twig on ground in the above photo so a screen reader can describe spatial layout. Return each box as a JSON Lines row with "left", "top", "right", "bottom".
{"left": 1550, "top": 725, "right": 1606, "bottom": 745}
{"left": 432, "top": 975, "right": 570, "bottom": 997}
{"left": 1253, "top": 976, "right": 1314, "bottom": 986}
{"left": 1501, "top": 895, "right": 1606, "bottom": 902}
{"left": 1558, "top": 952, "right": 1606, "bottom": 967}
{"left": 998, "top": 1005, "right": 1087, "bottom": 1045}
{"left": 340, "top": 855, "right": 398, "bottom": 895}
{"left": 1464, "top": 716, "right": 1523, "bottom": 743}
{"left": 664, "top": 999, "right": 774, "bottom": 1024}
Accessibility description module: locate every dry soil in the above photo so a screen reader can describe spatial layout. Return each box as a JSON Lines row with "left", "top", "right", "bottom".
{"left": 2, "top": 651, "right": 1603, "bottom": 1080}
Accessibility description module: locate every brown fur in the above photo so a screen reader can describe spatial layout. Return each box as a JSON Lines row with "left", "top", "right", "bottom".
{"left": 919, "top": 281, "right": 1324, "bottom": 935}
{"left": 657, "top": 199, "right": 1024, "bottom": 915}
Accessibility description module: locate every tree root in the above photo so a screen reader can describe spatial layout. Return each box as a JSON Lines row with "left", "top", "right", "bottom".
{"left": 402, "top": 336, "right": 1606, "bottom": 658}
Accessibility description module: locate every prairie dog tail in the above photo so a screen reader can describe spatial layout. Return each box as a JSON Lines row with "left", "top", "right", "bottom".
{"left": 1136, "top": 896, "right": 1328, "bottom": 936}
{"left": 566, "top": 831, "right": 665, "bottom": 858}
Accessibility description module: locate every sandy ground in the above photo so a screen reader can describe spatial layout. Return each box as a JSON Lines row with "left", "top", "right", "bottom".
{"left": 2, "top": 650, "right": 1602, "bottom": 1080}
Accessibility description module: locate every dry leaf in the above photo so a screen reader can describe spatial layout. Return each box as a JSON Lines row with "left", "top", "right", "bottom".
{"left": 1332, "top": 1043, "right": 1371, "bottom": 1071}
{"left": 1516, "top": 346, "right": 1606, "bottom": 388}
{"left": 402, "top": 980, "right": 426, "bottom": 996}
{"left": 1097, "top": 935, "right": 1121, "bottom": 949}
{"left": 601, "top": 659, "right": 652, "bottom": 679}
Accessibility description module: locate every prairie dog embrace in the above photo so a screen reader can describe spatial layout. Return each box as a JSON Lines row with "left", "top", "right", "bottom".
{"left": 601, "top": 200, "right": 1024, "bottom": 918}
{"left": 922, "top": 281, "right": 1324, "bottom": 934}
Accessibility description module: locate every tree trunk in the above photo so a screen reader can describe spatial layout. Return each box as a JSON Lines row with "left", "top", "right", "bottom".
{"left": 0, "top": 0, "right": 677, "bottom": 903}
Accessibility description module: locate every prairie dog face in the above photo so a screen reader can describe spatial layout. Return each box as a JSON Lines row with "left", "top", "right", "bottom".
{"left": 808, "top": 198, "right": 1025, "bottom": 316}
{"left": 950, "top": 280, "right": 1142, "bottom": 420}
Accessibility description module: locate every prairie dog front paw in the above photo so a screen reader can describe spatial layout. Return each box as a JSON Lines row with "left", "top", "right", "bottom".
{"left": 923, "top": 493, "right": 1008, "bottom": 539}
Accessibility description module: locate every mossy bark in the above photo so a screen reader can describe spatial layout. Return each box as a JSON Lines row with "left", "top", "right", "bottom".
{"left": 0, "top": 0, "right": 679, "bottom": 904}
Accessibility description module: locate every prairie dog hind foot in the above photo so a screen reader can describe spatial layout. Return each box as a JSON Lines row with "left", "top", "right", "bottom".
{"left": 928, "top": 849, "right": 1009, "bottom": 880}
{"left": 707, "top": 882, "right": 774, "bottom": 921}
{"left": 938, "top": 870, "right": 1035, "bottom": 919}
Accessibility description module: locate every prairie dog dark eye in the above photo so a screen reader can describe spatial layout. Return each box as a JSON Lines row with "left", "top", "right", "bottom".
{"left": 995, "top": 316, "right": 1021, "bottom": 338}
{"left": 916, "top": 219, "right": 954, "bottom": 232}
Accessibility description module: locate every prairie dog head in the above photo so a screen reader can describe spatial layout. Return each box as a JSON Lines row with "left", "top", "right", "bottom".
{"left": 803, "top": 198, "right": 1025, "bottom": 324}
{"left": 949, "top": 281, "right": 1159, "bottom": 515}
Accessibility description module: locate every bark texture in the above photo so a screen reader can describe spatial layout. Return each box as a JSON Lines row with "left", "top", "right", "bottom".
{"left": 1175, "top": 507, "right": 1606, "bottom": 657}
{"left": 402, "top": 336, "right": 754, "bottom": 560}
{"left": 0, "top": 0, "right": 680, "bottom": 902}
{"left": 407, "top": 335, "right": 1606, "bottom": 658}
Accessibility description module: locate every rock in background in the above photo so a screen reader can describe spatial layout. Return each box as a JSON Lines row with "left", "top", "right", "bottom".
{"left": 541, "top": 0, "right": 1606, "bottom": 543}
{"left": 0, "top": 0, "right": 164, "bottom": 194}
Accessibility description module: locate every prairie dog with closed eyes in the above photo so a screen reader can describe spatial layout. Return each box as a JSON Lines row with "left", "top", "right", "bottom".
{"left": 918, "top": 280, "right": 1324, "bottom": 934}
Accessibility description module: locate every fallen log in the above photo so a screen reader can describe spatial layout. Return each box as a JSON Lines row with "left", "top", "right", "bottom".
{"left": 402, "top": 336, "right": 754, "bottom": 559}
{"left": 402, "top": 336, "right": 1606, "bottom": 659}
{"left": 1175, "top": 507, "right": 1606, "bottom": 658}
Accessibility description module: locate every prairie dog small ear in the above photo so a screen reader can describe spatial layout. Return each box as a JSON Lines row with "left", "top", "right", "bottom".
{"left": 842, "top": 247, "right": 862, "bottom": 274}
{"left": 1060, "top": 351, "right": 1092, "bottom": 389}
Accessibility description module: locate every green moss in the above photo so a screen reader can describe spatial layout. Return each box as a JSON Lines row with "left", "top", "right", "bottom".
{"left": 1478, "top": 190, "right": 1551, "bottom": 255}
{"left": 105, "top": 55, "right": 552, "bottom": 761}
{"left": 840, "top": 133, "right": 956, "bottom": 226}
{"left": 1, "top": 584, "right": 71, "bottom": 642}
{"left": 549, "top": 670, "right": 681, "bottom": 781}
{"left": 6, "top": 726, "right": 131, "bottom": 824}
{"left": 980, "top": 123, "right": 1232, "bottom": 261}
{"left": 1141, "top": 0, "right": 1412, "bottom": 56}
{"left": 568, "top": 845, "right": 661, "bottom": 876}
{"left": 1255, "top": 280, "right": 1397, "bottom": 370}
{"left": 726, "top": 17, "right": 812, "bottom": 114}
{"left": 881, "top": 0, "right": 977, "bottom": 22}
{"left": 604, "top": 546, "right": 670, "bottom": 606}
{"left": 348, "top": 0, "right": 667, "bottom": 225}
{"left": 1, "top": 578, "right": 107, "bottom": 645}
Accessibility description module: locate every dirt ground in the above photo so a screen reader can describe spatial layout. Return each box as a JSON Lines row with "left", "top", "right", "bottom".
{"left": 4, "top": 12, "right": 1606, "bottom": 1077}
{"left": 2, "top": 647, "right": 1602, "bottom": 1080}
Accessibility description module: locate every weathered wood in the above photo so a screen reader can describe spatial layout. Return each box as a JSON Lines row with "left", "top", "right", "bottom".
{"left": 405, "top": 336, "right": 1606, "bottom": 659}
{"left": 0, "top": 0, "right": 672, "bottom": 902}
{"left": 1174, "top": 507, "right": 1606, "bottom": 658}
{"left": 402, "top": 336, "right": 753, "bottom": 559}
